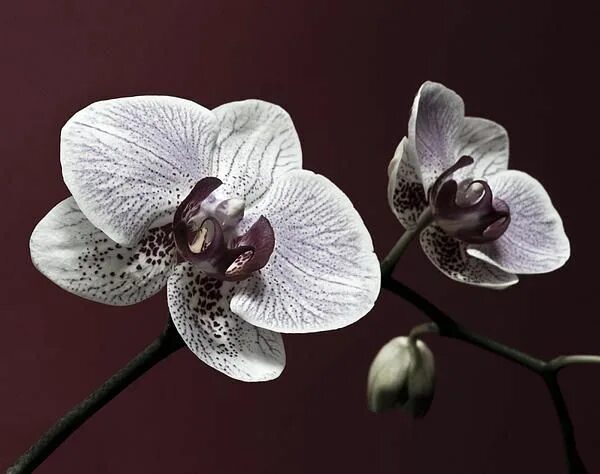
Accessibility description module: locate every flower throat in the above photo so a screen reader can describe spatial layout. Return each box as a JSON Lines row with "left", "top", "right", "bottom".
{"left": 172, "top": 177, "right": 275, "bottom": 281}
{"left": 429, "top": 156, "right": 510, "bottom": 244}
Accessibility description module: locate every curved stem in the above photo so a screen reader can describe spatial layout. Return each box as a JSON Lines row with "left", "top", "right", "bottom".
{"left": 379, "top": 225, "right": 589, "bottom": 473}
{"left": 383, "top": 276, "right": 587, "bottom": 473}
{"left": 544, "top": 374, "right": 588, "bottom": 474}
{"left": 408, "top": 322, "right": 439, "bottom": 341}
{"left": 549, "top": 355, "right": 600, "bottom": 372}
{"left": 380, "top": 208, "right": 432, "bottom": 280}
{"left": 383, "top": 277, "right": 546, "bottom": 371}
{"left": 7, "top": 318, "right": 185, "bottom": 474}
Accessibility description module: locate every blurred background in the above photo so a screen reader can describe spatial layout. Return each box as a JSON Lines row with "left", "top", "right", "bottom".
{"left": 1, "top": 1, "right": 598, "bottom": 473}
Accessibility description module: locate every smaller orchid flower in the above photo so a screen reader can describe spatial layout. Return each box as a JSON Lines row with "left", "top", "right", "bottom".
{"left": 388, "top": 81, "right": 570, "bottom": 288}
{"left": 30, "top": 97, "right": 380, "bottom": 382}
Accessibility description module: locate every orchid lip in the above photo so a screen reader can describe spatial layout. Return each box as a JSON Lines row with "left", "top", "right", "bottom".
{"left": 430, "top": 156, "right": 511, "bottom": 244}
{"left": 173, "top": 177, "right": 275, "bottom": 281}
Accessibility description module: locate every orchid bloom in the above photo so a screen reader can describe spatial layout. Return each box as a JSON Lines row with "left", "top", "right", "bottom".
{"left": 388, "top": 82, "right": 570, "bottom": 288}
{"left": 30, "top": 97, "right": 380, "bottom": 381}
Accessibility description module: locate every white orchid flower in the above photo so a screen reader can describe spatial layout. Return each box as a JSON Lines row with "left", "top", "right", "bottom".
{"left": 388, "top": 81, "right": 570, "bottom": 288}
{"left": 30, "top": 97, "right": 380, "bottom": 382}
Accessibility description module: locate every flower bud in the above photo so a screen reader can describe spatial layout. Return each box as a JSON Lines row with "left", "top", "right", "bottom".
{"left": 367, "top": 336, "right": 435, "bottom": 417}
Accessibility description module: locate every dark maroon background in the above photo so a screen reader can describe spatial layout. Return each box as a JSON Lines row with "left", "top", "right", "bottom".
{"left": 1, "top": 1, "right": 598, "bottom": 473}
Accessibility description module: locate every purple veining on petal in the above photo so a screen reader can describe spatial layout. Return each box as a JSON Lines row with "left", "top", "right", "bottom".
{"left": 173, "top": 177, "right": 275, "bottom": 281}
{"left": 430, "top": 156, "right": 510, "bottom": 244}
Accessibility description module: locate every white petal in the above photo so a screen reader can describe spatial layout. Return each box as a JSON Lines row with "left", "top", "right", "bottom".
{"left": 466, "top": 170, "right": 570, "bottom": 274}
{"left": 387, "top": 137, "right": 428, "bottom": 230}
{"left": 211, "top": 100, "right": 302, "bottom": 206}
{"left": 167, "top": 263, "right": 285, "bottom": 382}
{"left": 30, "top": 198, "right": 177, "bottom": 305}
{"left": 420, "top": 225, "right": 518, "bottom": 289}
{"left": 61, "top": 96, "right": 217, "bottom": 245}
{"left": 408, "top": 81, "right": 465, "bottom": 193}
{"left": 231, "top": 170, "right": 381, "bottom": 333}
{"left": 453, "top": 117, "right": 509, "bottom": 181}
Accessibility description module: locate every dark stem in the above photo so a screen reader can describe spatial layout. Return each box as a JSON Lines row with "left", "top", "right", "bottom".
{"left": 7, "top": 318, "right": 185, "bottom": 474}
{"left": 544, "top": 375, "right": 588, "bottom": 474}
{"left": 380, "top": 208, "right": 433, "bottom": 280}
{"left": 548, "top": 355, "right": 600, "bottom": 372}
{"left": 381, "top": 275, "right": 587, "bottom": 473}
{"left": 383, "top": 277, "right": 546, "bottom": 372}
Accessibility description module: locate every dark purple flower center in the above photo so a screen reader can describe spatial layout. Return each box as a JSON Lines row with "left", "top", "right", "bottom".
{"left": 172, "top": 177, "right": 275, "bottom": 281}
{"left": 428, "top": 156, "right": 510, "bottom": 244}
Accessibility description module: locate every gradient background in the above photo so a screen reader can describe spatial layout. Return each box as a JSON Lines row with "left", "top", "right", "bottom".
{"left": 1, "top": 1, "right": 598, "bottom": 473}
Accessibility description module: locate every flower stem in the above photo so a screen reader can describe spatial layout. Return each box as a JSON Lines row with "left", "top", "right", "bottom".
{"left": 382, "top": 277, "right": 547, "bottom": 370}
{"left": 382, "top": 275, "right": 588, "bottom": 473}
{"left": 380, "top": 208, "right": 432, "bottom": 280}
{"left": 544, "top": 374, "right": 588, "bottom": 474}
{"left": 379, "top": 229, "right": 590, "bottom": 473}
{"left": 7, "top": 318, "right": 185, "bottom": 474}
{"left": 408, "top": 321, "right": 439, "bottom": 341}
{"left": 548, "top": 355, "right": 600, "bottom": 372}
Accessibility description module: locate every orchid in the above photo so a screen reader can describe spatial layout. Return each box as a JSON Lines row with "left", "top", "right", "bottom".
{"left": 388, "top": 81, "right": 570, "bottom": 288}
{"left": 30, "top": 97, "right": 380, "bottom": 382}
{"left": 13, "top": 88, "right": 598, "bottom": 474}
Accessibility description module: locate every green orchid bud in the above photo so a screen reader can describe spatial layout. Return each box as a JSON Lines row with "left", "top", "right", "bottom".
{"left": 367, "top": 336, "right": 435, "bottom": 417}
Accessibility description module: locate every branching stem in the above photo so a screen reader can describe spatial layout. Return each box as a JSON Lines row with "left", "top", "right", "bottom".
{"left": 380, "top": 223, "right": 591, "bottom": 474}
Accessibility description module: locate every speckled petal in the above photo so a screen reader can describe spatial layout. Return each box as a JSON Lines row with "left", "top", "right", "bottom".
{"left": 230, "top": 170, "right": 381, "bottom": 333}
{"left": 387, "top": 137, "right": 428, "bottom": 230}
{"left": 61, "top": 96, "right": 217, "bottom": 245}
{"left": 453, "top": 117, "right": 509, "bottom": 182}
{"left": 211, "top": 100, "right": 302, "bottom": 206}
{"left": 30, "top": 198, "right": 177, "bottom": 305}
{"left": 420, "top": 225, "right": 518, "bottom": 289}
{"left": 167, "top": 263, "right": 285, "bottom": 382}
{"left": 466, "top": 170, "right": 570, "bottom": 274}
{"left": 408, "top": 81, "right": 465, "bottom": 193}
